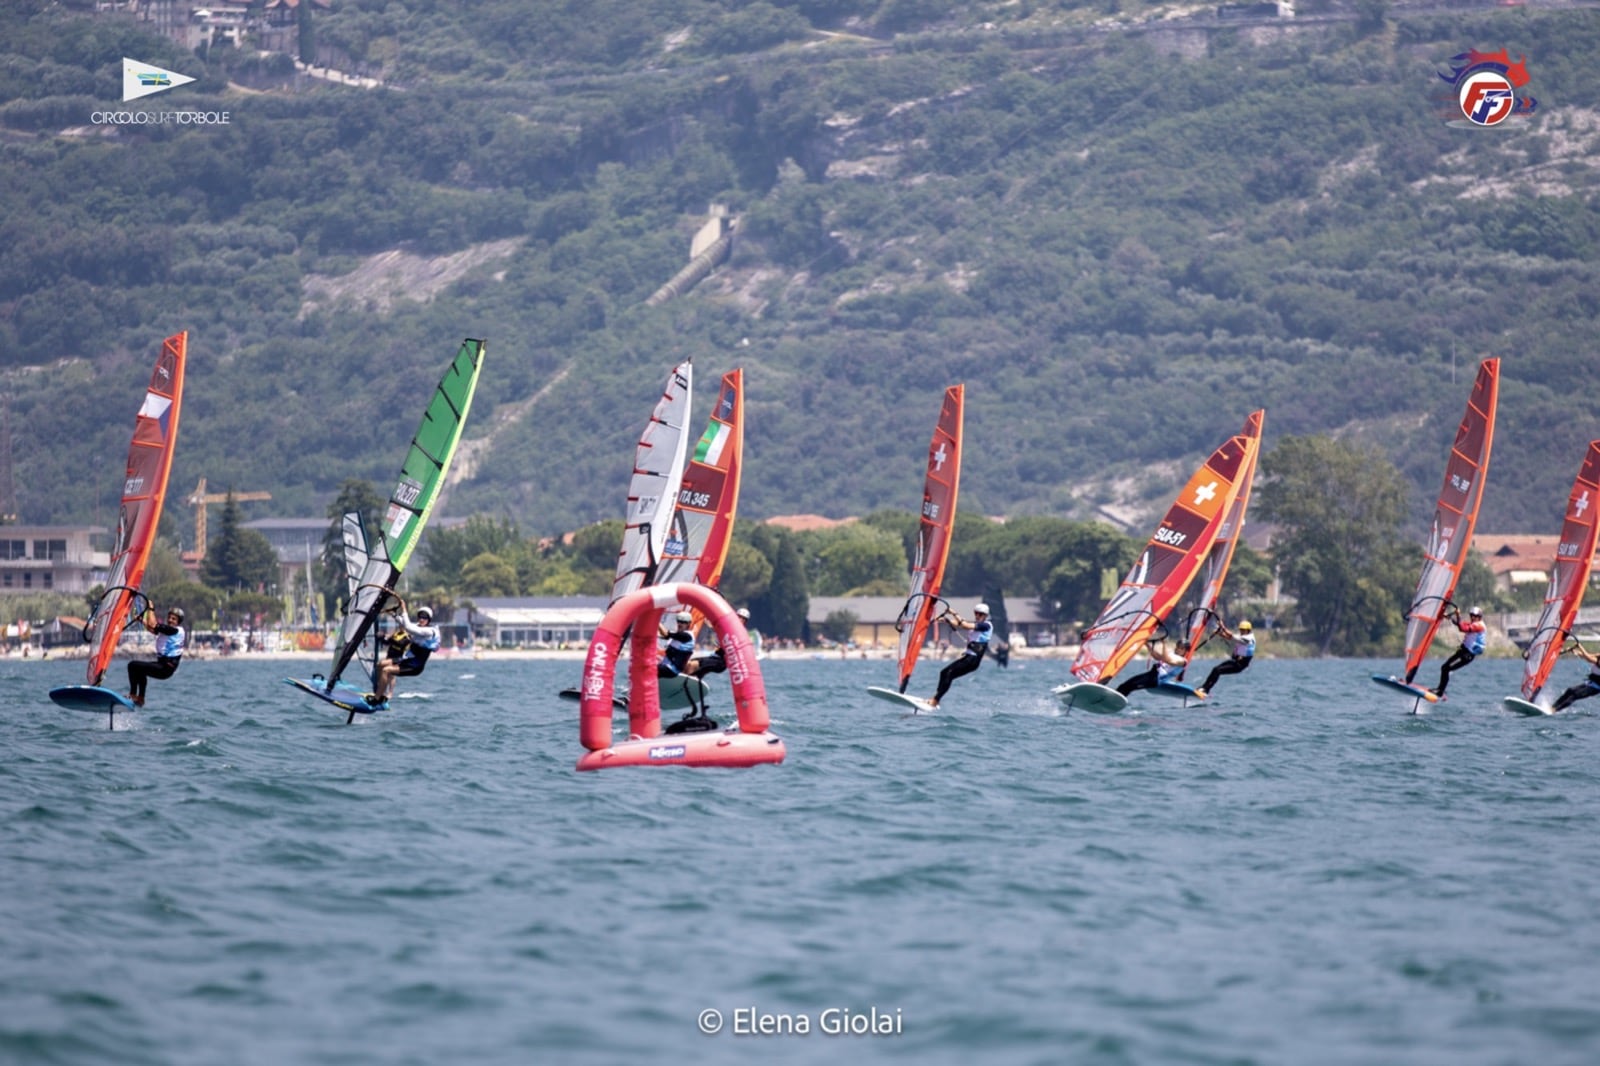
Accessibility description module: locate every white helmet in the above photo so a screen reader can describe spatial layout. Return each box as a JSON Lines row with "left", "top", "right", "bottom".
{"left": 676, "top": 610, "right": 693, "bottom": 623}
{"left": 974, "top": 602, "right": 990, "bottom": 615}
{"left": 736, "top": 607, "right": 751, "bottom": 620}
{"left": 415, "top": 606, "right": 433, "bottom": 621}
{"left": 1469, "top": 606, "right": 1483, "bottom": 617}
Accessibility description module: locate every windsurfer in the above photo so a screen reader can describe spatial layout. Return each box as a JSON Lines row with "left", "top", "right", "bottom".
{"left": 1430, "top": 605, "right": 1485, "bottom": 698}
{"left": 1551, "top": 643, "right": 1600, "bottom": 712}
{"left": 372, "top": 605, "right": 440, "bottom": 703}
{"left": 1194, "top": 619, "right": 1254, "bottom": 699}
{"left": 689, "top": 607, "right": 750, "bottom": 675}
{"left": 128, "top": 607, "right": 185, "bottom": 707}
{"left": 658, "top": 610, "right": 697, "bottom": 678}
{"left": 1116, "top": 637, "right": 1190, "bottom": 696}
{"left": 928, "top": 603, "right": 991, "bottom": 708}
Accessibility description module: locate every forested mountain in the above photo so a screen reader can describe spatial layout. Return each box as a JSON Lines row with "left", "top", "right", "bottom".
{"left": 2, "top": 0, "right": 1597, "bottom": 547}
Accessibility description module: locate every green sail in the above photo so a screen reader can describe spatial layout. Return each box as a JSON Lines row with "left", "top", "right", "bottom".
{"left": 329, "top": 338, "right": 486, "bottom": 689}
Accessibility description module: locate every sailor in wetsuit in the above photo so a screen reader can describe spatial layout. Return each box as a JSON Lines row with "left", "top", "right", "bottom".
{"left": 1116, "top": 637, "right": 1190, "bottom": 696}
{"left": 372, "top": 604, "right": 441, "bottom": 704}
{"left": 1195, "top": 619, "right": 1255, "bottom": 699}
{"left": 688, "top": 607, "right": 751, "bottom": 676}
{"left": 128, "top": 606, "right": 185, "bottom": 707}
{"left": 658, "top": 610, "right": 697, "bottom": 679}
{"left": 1551, "top": 643, "right": 1600, "bottom": 712}
{"left": 928, "top": 603, "right": 992, "bottom": 708}
{"left": 1430, "top": 605, "right": 1485, "bottom": 699}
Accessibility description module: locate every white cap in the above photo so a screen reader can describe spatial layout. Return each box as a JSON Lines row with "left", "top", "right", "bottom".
{"left": 974, "top": 602, "right": 989, "bottom": 615}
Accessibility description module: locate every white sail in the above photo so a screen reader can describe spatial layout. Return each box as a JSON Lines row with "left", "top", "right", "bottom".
{"left": 612, "top": 360, "right": 693, "bottom": 603}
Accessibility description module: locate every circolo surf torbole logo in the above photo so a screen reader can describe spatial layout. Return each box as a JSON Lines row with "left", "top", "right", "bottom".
{"left": 1437, "top": 48, "right": 1538, "bottom": 128}
{"left": 122, "top": 57, "right": 195, "bottom": 101}
{"left": 93, "top": 58, "right": 229, "bottom": 126}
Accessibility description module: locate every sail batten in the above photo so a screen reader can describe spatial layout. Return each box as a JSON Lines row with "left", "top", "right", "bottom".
{"left": 1518, "top": 441, "right": 1600, "bottom": 703}
{"left": 1401, "top": 358, "right": 1499, "bottom": 682}
{"left": 896, "top": 385, "right": 964, "bottom": 693}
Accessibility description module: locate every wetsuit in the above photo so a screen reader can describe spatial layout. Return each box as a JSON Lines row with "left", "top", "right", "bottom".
{"left": 933, "top": 618, "right": 992, "bottom": 704}
{"left": 1200, "top": 630, "right": 1255, "bottom": 694}
{"left": 658, "top": 624, "right": 696, "bottom": 679}
{"left": 1434, "top": 615, "right": 1485, "bottom": 696}
{"left": 1117, "top": 649, "right": 1187, "bottom": 696}
{"left": 128, "top": 622, "right": 185, "bottom": 705}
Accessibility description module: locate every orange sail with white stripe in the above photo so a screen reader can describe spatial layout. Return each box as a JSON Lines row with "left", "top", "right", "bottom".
{"left": 1182, "top": 410, "right": 1265, "bottom": 658}
{"left": 1400, "top": 358, "right": 1499, "bottom": 683}
{"left": 894, "top": 384, "right": 964, "bottom": 693}
{"left": 85, "top": 332, "right": 187, "bottom": 686}
{"left": 1516, "top": 441, "right": 1600, "bottom": 703}
{"left": 1071, "top": 421, "right": 1254, "bottom": 685}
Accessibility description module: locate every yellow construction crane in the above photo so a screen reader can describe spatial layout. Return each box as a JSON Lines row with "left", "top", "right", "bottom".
{"left": 186, "top": 477, "right": 271, "bottom": 560}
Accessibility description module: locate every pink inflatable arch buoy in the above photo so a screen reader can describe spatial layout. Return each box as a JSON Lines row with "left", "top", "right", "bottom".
{"left": 576, "top": 582, "right": 785, "bottom": 771}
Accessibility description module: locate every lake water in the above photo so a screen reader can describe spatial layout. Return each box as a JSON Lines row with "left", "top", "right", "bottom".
{"left": 5, "top": 652, "right": 1600, "bottom": 1065}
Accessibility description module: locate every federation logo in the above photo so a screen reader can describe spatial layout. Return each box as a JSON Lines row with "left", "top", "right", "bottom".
{"left": 1437, "top": 49, "right": 1537, "bottom": 128}
{"left": 122, "top": 57, "right": 196, "bottom": 102}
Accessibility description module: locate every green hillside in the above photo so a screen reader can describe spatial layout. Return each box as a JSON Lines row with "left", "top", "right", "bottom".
{"left": 1, "top": 0, "right": 1596, "bottom": 545}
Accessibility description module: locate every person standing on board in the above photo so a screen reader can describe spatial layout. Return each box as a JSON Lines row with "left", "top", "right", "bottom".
{"left": 928, "top": 603, "right": 992, "bottom": 708}
{"left": 689, "top": 607, "right": 750, "bottom": 676}
{"left": 1430, "top": 605, "right": 1486, "bottom": 699}
{"left": 1117, "top": 637, "right": 1190, "bottom": 696}
{"left": 372, "top": 604, "right": 441, "bottom": 704}
{"left": 1195, "top": 619, "right": 1254, "bottom": 699}
{"left": 127, "top": 606, "right": 185, "bottom": 707}
{"left": 658, "top": 610, "right": 697, "bottom": 679}
{"left": 1551, "top": 643, "right": 1600, "bottom": 712}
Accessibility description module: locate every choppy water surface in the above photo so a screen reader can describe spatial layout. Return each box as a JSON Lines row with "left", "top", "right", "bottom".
{"left": 5, "top": 652, "right": 1600, "bottom": 1065}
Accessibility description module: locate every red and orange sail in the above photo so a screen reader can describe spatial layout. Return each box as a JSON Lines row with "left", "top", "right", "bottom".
{"left": 85, "top": 331, "right": 186, "bottom": 686}
{"left": 1517, "top": 441, "right": 1600, "bottom": 703}
{"left": 896, "top": 384, "right": 964, "bottom": 692}
{"left": 657, "top": 368, "right": 744, "bottom": 609}
{"left": 1072, "top": 420, "right": 1254, "bottom": 685}
{"left": 1401, "top": 358, "right": 1499, "bottom": 682}
{"left": 1182, "top": 410, "right": 1265, "bottom": 658}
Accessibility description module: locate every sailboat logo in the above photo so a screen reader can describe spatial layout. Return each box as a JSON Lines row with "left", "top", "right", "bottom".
{"left": 123, "top": 58, "right": 196, "bottom": 102}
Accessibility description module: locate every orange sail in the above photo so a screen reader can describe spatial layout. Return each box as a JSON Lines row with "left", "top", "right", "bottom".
{"left": 1071, "top": 420, "right": 1254, "bottom": 685}
{"left": 657, "top": 368, "right": 744, "bottom": 602}
{"left": 895, "top": 384, "right": 964, "bottom": 692}
{"left": 1517, "top": 441, "right": 1600, "bottom": 703}
{"left": 85, "top": 332, "right": 187, "bottom": 686}
{"left": 1182, "top": 411, "right": 1265, "bottom": 658}
{"left": 1400, "top": 358, "right": 1499, "bottom": 682}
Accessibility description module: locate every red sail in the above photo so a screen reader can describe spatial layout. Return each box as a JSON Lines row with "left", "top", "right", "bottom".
{"left": 1401, "top": 358, "right": 1499, "bottom": 681}
{"left": 1072, "top": 421, "right": 1250, "bottom": 685}
{"left": 896, "top": 385, "right": 964, "bottom": 692}
{"left": 1518, "top": 441, "right": 1600, "bottom": 702}
{"left": 1182, "top": 410, "right": 1265, "bottom": 658}
{"left": 86, "top": 332, "right": 186, "bottom": 686}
